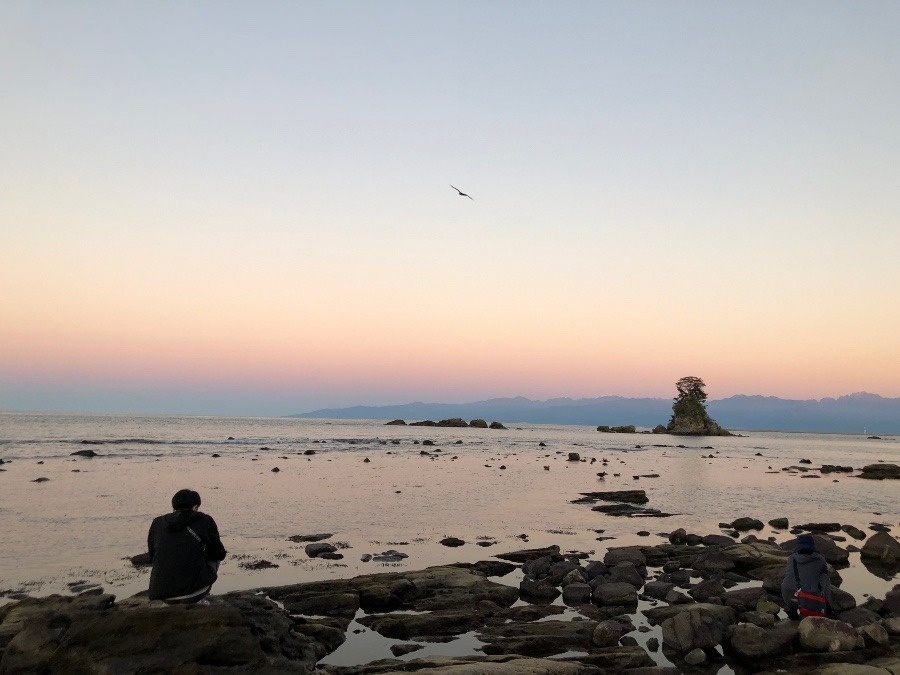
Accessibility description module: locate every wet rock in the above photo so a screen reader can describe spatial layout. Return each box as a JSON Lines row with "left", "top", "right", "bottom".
{"left": 384, "top": 419, "right": 406, "bottom": 425}
{"left": 821, "top": 465, "right": 853, "bottom": 473}
{"left": 798, "top": 616, "right": 863, "bottom": 652}
{"left": 604, "top": 546, "right": 646, "bottom": 567}
{"left": 725, "top": 620, "right": 799, "bottom": 659}
{"left": 389, "top": 642, "right": 423, "bottom": 656}
{"left": 731, "top": 517, "right": 764, "bottom": 531}
{"left": 860, "top": 531, "right": 900, "bottom": 563}
{"left": 495, "top": 545, "right": 560, "bottom": 563}
{"left": 841, "top": 525, "right": 867, "bottom": 541}
{"left": 579, "top": 489, "right": 649, "bottom": 504}
{"left": 288, "top": 533, "right": 333, "bottom": 543}
{"left": 469, "top": 419, "right": 488, "bottom": 428}
{"left": 592, "top": 581, "right": 638, "bottom": 606}
{"left": 799, "top": 522, "right": 843, "bottom": 533}
{"left": 838, "top": 607, "right": 882, "bottom": 627}
{"left": 858, "top": 463, "right": 900, "bottom": 480}
{"left": 722, "top": 586, "right": 768, "bottom": 612}
{"left": 769, "top": 517, "right": 789, "bottom": 529}
{"left": 561, "top": 582, "right": 592, "bottom": 605}
{"left": 440, "top": 537, "right": 465, "bottom": 547}
{"left": 239, "top": 559, "right": 279, "bottom": 570}
{"left": 0, "top": 593, "right": 325, "bottom": 673}
{"left": 683, "top": 647, "right": 707, "bottom": 665}
{"left": 688, "top": 578, "right": 725, "bottom": 602}
{"left": 608, "top": 562, "right": 645, "bottom": 589}
{"left": 661, "top": 609, "right": 727, "bottom": 652}
{"left": 567, "top": 452, "right": 581, "bottom": 461}
{"left": 477, "top": 619, "right": 597, "bottom": 657}
{"left": 643, "top": 580, "right": 675, "bottom": 600}
{"left": 70, "top": 449, "right": 99, "bottom": 457}
{"left": 305, "top": 543, "right": 338, "bottom": 558}
{"left": 740, "top": 611, "right": 776, "bottom": 627}
{"left": 857, "top": 621, "right": 889, "bottom": 647}
{"left": 358, "top": 607, "right": 494, "bottom": 640}
{"left": 489, "top": 422, "right": 507, "bottom": 430}
{"left": 592, "top": 618, "right": 631, "bottom": 647}
{"left": 692, "top": 549, "right": 735, "bottom": 572}
{"left": 643, "top": 603, "right": 737, "bottom": 627}
{"left": 519, "top": 577, "right": 560, "bottom": 602}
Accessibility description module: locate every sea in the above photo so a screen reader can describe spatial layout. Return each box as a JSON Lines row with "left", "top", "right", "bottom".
{"left": 0, "top": 412, "right": 897, "bottom": 667}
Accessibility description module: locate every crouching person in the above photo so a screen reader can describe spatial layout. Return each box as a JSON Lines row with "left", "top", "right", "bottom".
{"left": 148, "top": 489, "right": 227, "bottom": 604}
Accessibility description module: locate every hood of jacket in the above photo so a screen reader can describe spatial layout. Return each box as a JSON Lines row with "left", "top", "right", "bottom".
{"left": 164, "top": 509, "right": 203, "bottom": 532}
{"left": 793, "top": 551, "right": 826, "bottom": 566}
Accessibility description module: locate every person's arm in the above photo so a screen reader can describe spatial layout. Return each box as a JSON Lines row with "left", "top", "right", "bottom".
{"left": 203, "top": 516, "right": 227, "bottom": 561}
{"left": 147, "top": 519, "right": 157, "bottom": 562}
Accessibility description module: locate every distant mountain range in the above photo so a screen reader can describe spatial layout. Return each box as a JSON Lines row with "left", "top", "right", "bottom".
{"left": 289, "top": 392, "right": 900, "bottom": 434}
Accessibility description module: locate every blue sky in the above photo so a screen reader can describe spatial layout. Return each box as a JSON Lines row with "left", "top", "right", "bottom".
{"left": 2, "top": 2, "right": 899, "bottom": 415}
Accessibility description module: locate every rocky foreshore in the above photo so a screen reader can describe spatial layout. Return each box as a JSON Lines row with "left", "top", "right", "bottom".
{"left": 2, "top": 527, "right": 898, "bottom": 674}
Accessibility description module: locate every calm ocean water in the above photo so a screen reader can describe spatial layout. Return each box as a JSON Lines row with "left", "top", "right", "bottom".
{"left": 1, "top": 412, "right": 898, "bottom": 603}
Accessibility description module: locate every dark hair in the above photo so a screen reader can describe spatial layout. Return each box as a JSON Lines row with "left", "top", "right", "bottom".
{"left": 171, "top": 489, "right": 201, "bottom": 511}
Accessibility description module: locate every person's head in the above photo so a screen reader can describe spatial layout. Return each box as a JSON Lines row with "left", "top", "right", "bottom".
{"left": 795, "top": 534, "right": 817, "bottom": 553}
{"left": 172, "top": 489, "right": 201, "bottom": 511}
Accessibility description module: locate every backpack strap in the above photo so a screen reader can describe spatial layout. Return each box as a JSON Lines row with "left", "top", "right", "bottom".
{"left": 186, "top": 526, "right": 205, "bottom": 549}
{"left": 793, "top": 556, "right": 822, "bottom": 593}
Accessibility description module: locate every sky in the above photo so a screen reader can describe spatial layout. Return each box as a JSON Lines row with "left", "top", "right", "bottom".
{"left": 2, "top": 1, "right": 899, "bottom": 416}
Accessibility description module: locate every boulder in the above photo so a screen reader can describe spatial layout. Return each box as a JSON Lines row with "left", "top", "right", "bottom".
{"left": 722, "top": 586, "right": 768, "bottom": 612}
{"left": 469, "top": 419, "right": 488, "bottom": 428}
{"left": 858, "top": 463, "right": 900, "bottom": 480}
{"left": 70, "top": 449, "right": 99, "bottom": 457}
{"left": 692, "top": 549, "right": 735, "bottom": 572}
{"left": 603, "top": 546, "right": 647, "bottom": 566}
{"left": 592, "top": 582, "right": 638, "bottom": 606}
{"left": 769, "top": 518, "right": 789, "bottom": 529}
{"left": 731, "top": 517, "right": 764, "bottom": 531}
{"left": 561, "top": 583, "right": 592, "bottom": 605}
{"left": 440, "top": 537, "right": 466, "bottom": 548}
{"left": 0, "top": 593, "right": 326, "bottom": 673}
{"left": 305, "top": 543, "right": 338, "bottom": 558}
{"left": 798, "top": 616, "right": 863, "bottom": 652}
{"left": 661, "top": 609, "right": 727, "bottom": 652}
{"left": 860, "top": 531, "right": 900, "bottom": 562}
{"left": 858, "top": 621, "right": 889, "bottom": 647}
{"left": 688, "top": 579, "right": 725, "bottom": 603}
{"left": 489, "top": 422, "right": 507, "bottom": 429}
{"left": 592, "top": 619, "right": 631, "bottom": 647}
{"left": 725, "top": 621, "right": 799, "bottom": 659}
{"left": 519, "top": 577, "right": 560, "bottom": 603}
{"left": 384, "top": 419, "right": 406, "bottom": 425}
{"left": 643, "top": 603, "right": 737, "bottom": 627}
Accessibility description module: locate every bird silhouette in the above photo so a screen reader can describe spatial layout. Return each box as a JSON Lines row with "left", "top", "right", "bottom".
{"left": 450, "top": 185, "right": 473, "bottom": 200}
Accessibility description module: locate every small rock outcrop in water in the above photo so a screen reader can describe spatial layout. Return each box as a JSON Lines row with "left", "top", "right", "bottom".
{"left": 406, "top": 418, "right": 507, "bottom": 429}
{"left": 858, "top": 463, "right": 900, "bottom": 480}
{"left": 70, "top": 449, "right": 99, "bottom": 457}
{"left": 384, "top": 419, "right": 407, "bottom": 426}
{"left": 666, "top": 376, "right": 733, "bottom": 436}
{"left": 596, "top": 425, "right": 637, "bottom": 433}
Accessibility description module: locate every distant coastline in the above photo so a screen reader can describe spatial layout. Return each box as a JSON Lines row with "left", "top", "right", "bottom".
{"left": 289, "top": 392, "right": 900, "bottom": 435}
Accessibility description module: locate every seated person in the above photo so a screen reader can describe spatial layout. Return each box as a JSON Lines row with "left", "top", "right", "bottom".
{"left": 148, "top": 489, "right": 227, "bottom": 604}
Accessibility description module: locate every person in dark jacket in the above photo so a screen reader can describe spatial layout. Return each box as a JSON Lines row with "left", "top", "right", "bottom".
{"left": 781, "top": 533, "right": 832, "bottom": 619}
{"left": 148, "top": 489, "right": 227, "bottom": 604}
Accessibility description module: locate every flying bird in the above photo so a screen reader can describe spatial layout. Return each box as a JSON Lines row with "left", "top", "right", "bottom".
{"left": 450, "top": 185, "right": 473, "bottom": 200}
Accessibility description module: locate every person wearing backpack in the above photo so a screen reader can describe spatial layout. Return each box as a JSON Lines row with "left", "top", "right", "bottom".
{"left": 781, "top": 534, "right": 833, "bottom": 619}
{"left": 148, "top": 489, "right": 227, "bottom": 604}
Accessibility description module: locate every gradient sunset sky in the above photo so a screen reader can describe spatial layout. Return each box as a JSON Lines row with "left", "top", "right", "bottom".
{"left": 2, "top": 2, "right": 898, "bottom": 415}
